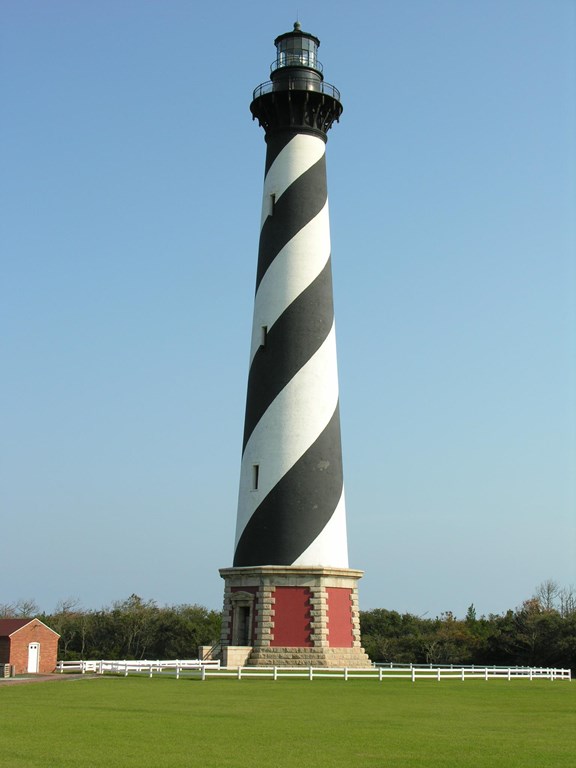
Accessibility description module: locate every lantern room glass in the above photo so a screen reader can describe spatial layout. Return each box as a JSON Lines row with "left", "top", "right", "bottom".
{"left": 276, "top": 34, "right": 318, "bottom": 70}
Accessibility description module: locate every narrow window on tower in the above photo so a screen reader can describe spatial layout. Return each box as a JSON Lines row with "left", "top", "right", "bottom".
{"left": 269, "top": 193, "right": 276, "bottom": 216}
{"left": 251, "top": 464, "right": 260, "bottom": 491}
{"left": 260, "top": 325, "right": 268, "bottom": 348}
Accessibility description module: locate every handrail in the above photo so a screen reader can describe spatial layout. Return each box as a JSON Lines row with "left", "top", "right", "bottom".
{"left": 270, "top": 55, "right": 323, "bottom": 73}
{"left": 252, "top": 79, "right": 341, "bottom": 102}
{"left": 202, "top": 641, "right": 221, "bottom": 661}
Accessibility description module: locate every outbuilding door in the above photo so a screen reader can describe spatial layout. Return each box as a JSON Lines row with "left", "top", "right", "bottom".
{"left": 27, "top": 642, "right": 40, "bottom": 673}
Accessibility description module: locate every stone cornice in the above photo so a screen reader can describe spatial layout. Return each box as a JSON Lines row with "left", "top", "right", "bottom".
{"left": 219, "top": 565, "right": 364, "bottom": 580}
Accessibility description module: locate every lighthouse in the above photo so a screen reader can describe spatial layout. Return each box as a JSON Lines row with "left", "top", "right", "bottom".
{"left": 219, "top": 23, "right": 370, "bottom": 667}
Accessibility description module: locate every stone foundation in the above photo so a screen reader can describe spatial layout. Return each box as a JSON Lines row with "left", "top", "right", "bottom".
{"left": 247, "top": 646, "right": 371, "bottom": 667}
{"left": 221, "top": 646, "right": 253, "bottom": 667}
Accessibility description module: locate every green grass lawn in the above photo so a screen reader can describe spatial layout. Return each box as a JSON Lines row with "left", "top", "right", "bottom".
{"left": 0, "top": 677, "right": 574, "bottom": 767}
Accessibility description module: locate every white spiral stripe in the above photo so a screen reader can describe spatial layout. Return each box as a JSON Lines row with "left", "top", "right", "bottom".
{"left": 291, "top": 490, "right": 348, "bottom": 567}
{"left": 250, "top": 202, "right": 331, "bottom": 364}
{"left": 260, "top": 134, "right": 326, "bottom": 230}
{"left": 235, "top": 324, "right": 339, "bottom": 548}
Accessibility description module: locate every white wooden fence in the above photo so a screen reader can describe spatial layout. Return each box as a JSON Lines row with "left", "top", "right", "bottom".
{"left": 56, "top": 659, "right": 570, "bottom": 682}
{"left": 56, "top": 659, "right": 220, "bottom": 678}
{"left": 202, "top": 665, "right": 571, "bottom": 682}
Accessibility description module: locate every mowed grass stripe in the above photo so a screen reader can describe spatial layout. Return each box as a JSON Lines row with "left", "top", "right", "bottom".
{"left": 0, "top": 677, "right": 574, "bottom": 768}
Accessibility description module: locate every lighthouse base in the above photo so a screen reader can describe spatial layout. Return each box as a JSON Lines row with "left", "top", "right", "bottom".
{"left": 219, "top": 566, "right": 371, "bottom": 668}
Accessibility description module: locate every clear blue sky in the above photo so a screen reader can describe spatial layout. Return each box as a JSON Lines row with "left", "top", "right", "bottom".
{"left": 2, "top": 0, "right": 575, "bottom": 619}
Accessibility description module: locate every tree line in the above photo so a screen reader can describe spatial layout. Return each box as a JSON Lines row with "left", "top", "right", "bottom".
{"left": 2, "top": 581, "right": 574, "bottom": 671}
{"left": 361, "top": 580, "right": 576, "bottom": 671}
{"left": 1, "top": 595, "right": 221, "bottom": 660}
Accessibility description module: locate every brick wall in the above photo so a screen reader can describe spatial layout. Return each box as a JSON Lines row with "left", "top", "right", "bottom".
{"left": 271, "top": 587, "right": 313, "bottom": 647}
{"left": 326, "top": 587, "right": 353, "bottom": 647}
{"left": 8, "top": 621, "right": 59, "bottom": 674}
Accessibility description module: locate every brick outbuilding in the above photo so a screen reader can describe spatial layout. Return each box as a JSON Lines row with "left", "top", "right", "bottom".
{"left": 0, "top": 618, "right": 60, "bottom": 674}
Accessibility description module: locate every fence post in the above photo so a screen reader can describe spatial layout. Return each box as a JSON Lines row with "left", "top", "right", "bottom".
{"left": 411, "top": 667, "right": 416, "bottom": 683}
{"left": 461, "top": 668, "right": 465, "bottom": 682}
{"left": 379, "top": 667, "right": 383, "bottom": 683}
{"left": 484, "top": 668, "right": 488, "bottom": 681}
{"left": 237, "top": 666, "right": 242, "bottom": 680}
{"left": 309, "top": 666, "right": 313, "bottom": 681}
{"left": 273, "top": 666, "right": 278, "bottom": 681}
{"left": 437, "top": 668, "right": 441, "bottom": 682}
{"left": 201, "top": 666, "right": 206, "bottom": 681}
{"left": 507, "top": 668, "right": 511, "bottom": 681}
{"left": 344, "top": 667, "right": 348, "bottom": 682}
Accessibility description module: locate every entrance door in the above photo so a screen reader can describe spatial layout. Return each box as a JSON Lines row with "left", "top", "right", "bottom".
{"left": 237, "top": 606, "right": 251, "bottom": 646}
{"left": 230, "top": 591, "right": 255, "bottom": 646}
{"left": 27, "top": 643, "right": 40, "bottom": 673}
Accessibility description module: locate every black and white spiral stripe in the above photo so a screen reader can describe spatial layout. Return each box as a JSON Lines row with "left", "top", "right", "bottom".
{"left": 234, "top": 132, "right": 348, "bottom": 568}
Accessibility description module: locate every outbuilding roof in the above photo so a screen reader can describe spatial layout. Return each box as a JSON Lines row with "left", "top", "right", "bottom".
{"left": 0, "top": 618, "right": 60, "bottom": 638}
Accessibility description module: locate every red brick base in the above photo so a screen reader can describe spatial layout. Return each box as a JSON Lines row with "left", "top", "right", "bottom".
{"left": 219, "top": 566, "right": 371, "bottom": 667}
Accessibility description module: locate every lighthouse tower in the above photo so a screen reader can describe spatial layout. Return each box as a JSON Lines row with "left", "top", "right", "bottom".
{"left": 219, "top": 23, "right": 370, "bottom": 667}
